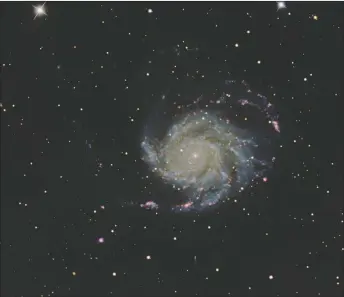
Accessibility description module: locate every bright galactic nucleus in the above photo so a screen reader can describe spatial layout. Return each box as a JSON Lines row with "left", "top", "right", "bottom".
{"left": 140, "top": 79, "right": 280, "bottom": 212}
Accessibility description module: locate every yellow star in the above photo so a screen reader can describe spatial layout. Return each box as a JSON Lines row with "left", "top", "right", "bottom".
{"left": 33, "top": 2, "right": 47, "bottom": 20}
{"left": 277, "top": 2, "right": 286, "bottom": 11}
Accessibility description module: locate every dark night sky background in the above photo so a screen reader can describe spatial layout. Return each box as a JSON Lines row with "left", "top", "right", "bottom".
{"left": 1, "top": 2, "right": 343, "bottom": 297}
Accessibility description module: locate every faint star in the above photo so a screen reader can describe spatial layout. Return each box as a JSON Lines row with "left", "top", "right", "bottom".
{"left": 33, "top": 2, "right": 47, "bottom": 20}
{"left": 276, "top": 2, "right": 286, "bottom": 11}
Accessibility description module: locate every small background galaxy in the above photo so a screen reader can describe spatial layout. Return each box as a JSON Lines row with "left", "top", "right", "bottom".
{"left": 1, "top": 2, "right": 343, "bottom": 297}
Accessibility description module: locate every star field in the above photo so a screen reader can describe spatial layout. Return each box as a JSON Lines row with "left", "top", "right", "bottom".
{"left": 1, "top": 2, "right": 343, "bottom": 297}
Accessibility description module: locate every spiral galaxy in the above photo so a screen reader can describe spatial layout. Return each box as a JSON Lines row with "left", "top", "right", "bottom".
{"left": 141, "top": 80, "right": 280, "bottom": 212}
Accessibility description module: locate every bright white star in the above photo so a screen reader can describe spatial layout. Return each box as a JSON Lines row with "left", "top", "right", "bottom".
{"left": 276, "top": 1, "right": 286, "bottom": 11}
{"left": 33, "top": 2, "right": 47, "bottom": 20}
